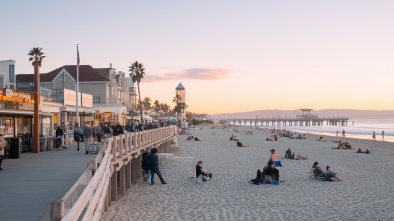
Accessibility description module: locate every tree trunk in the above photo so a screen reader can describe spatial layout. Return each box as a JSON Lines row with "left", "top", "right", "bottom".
{"left": 33, "top": 57, "right": 40, "bottom": 153}
{"left": 137, "top": 81, "right": 143, "bottom": 123}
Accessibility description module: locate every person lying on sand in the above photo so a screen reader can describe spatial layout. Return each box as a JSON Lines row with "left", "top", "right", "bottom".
{"left": 194, "top": 137, "right": 201, "bottom": 141}
{"left": 237, "top": 141, "right": 250, "bottom": 147}
{"left": 294, "top": 154, "right": 307, "bottom": 160}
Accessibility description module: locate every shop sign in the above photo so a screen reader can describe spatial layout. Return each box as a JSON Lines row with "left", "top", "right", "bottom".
{"left": 82, "top": 93, "right": 93, "bottom": 108}
{"left": 64, "top": 88, "right": 81, "bottom": 106}
{"left": 18, "top": 102, "right": 34, "bottom": 111}
{"left": 0, "top": 89, "right": 34, "bottom": 103}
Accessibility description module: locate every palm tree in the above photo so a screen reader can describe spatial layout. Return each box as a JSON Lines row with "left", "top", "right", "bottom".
{"left": 129, "top": 61, "right": 145, "bottom": 122}
{"left": 28, "top": 47, "right": 45, "bottom": 153}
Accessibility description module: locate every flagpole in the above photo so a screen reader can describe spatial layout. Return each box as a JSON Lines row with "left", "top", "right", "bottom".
{"left": 76, "top": 44, "right": 79, "bottom": 126}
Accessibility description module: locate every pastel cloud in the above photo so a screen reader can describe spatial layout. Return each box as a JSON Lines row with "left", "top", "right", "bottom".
{"left": 144, "top": 68, "right": 229, "bottom": 82}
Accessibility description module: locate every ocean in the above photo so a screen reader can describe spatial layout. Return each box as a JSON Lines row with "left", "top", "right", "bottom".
{"left": 231, "top": 118, "right": 394, "bottom": 143}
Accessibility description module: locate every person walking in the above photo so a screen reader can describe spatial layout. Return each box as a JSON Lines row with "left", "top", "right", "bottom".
{"left": 0, "top": 134, "right": 5, "bottom": 171}
{"left": 83, "top": 123, "right": 93, "bottom": 154}
{"left": 149, "top": 147, "right": 167, "bottom": 185}
{"left": 56, "top": 126, "right": 63, "bottom": 149}
{"left": 373, "top": 131, "right": 376, "bottom": 140}
{"left": 382, "top": 130, "right": 385, "bottom": 140}
{"left": 93, "top": 122, "right": 103, "bottom": 142}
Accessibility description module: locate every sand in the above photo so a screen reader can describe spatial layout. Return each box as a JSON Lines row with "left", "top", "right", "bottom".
{"left": 101, "top": 126, "right": 394, "bottom": 221}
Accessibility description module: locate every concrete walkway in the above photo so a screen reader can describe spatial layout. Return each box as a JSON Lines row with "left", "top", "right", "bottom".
{"left": 0, "top": 142, "right": 97, "bottom": 221}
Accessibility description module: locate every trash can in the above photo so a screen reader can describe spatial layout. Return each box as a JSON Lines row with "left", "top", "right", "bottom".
{"left": 39, "top": 138, "right": 47, "bottom": 152}
{"left": 46, "top": 137, "right": 54, "bottom": 151}
{"left": 9, "top": 137, "right": 21, "bottom": 159}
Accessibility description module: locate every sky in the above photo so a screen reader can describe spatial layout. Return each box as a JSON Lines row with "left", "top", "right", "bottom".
{"left": 1, "top": 1, "right": 394, "bottom": 114}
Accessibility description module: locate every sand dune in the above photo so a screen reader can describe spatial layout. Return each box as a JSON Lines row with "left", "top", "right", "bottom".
{"left": 101, "top": 126, "right": 394, "bottom": 221}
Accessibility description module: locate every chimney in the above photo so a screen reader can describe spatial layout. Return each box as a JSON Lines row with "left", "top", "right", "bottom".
{"left": 110, "top": 63, "right": 112, "bottom": 68}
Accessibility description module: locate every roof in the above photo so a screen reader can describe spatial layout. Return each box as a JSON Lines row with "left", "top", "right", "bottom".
{"left": 16, "top": 65, "right": 110, "bottom": 82}
{"left": 176, "top": 82, "right": 185, "bottom": 90}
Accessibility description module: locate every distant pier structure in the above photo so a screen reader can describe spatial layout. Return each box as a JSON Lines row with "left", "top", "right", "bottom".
{"left": 230, "top": 108, "right": 350, "bottom": 127}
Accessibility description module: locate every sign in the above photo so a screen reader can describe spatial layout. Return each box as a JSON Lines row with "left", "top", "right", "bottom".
{"left": 0, "top": 89, "right": 34, "bottom": 103}
{"left": 18, "top": 102, "right": 34, "bottom": 111}
{"left": 81, "top": 93, "right": 93, "bottom": 108}
{"left": 64, "top": 88, "right": 81, "bottom": 106}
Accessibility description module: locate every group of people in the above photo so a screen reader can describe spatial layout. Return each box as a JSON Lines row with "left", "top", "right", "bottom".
{"left": 312, "top": 161, "right": 341, "bottom": 181}
{"left": 266, "top": 134, "right": 278, "bottom": 141}
{"left": 186, "top": 136, "right": 201, "bottom": 141}
{"left": 141, "top": 147, "right": 167, "bottom": 185}
{"left": 356, "top": 148, "right": 370, "bottom": 154}
{"left": 250, "top": 161, "right": 280, "bottom": 185}
{"left": 332, "top": 140, "right": 352, "bottom": 149}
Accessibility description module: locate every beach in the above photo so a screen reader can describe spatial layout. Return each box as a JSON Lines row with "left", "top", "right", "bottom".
{"left": 101, "top": 126, "right": 394, "bottom": 221}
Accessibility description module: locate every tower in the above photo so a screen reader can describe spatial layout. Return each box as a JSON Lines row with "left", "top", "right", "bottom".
{"left": 175, "top": 82, "right": 186, "bottom": 118}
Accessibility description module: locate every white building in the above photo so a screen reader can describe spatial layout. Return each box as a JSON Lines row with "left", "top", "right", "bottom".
{"left": 0, "top": 60, "right": 16, "bottom": 89}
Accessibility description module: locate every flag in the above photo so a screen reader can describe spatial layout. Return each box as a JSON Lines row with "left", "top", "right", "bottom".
{"left": 77, "top": 45, "right": 80, "bottom": 68}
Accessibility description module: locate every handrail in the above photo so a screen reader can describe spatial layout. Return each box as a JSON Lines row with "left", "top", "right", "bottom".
{"left": 60, "top": 125, "right": 177, "bottom": 221}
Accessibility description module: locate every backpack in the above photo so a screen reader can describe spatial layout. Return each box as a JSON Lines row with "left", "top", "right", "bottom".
{"left": 142, "top": 154, "right": 155, "bottom": 171}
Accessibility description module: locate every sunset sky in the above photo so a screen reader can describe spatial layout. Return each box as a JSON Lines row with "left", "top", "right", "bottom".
{"left": 1, "top": 1, "right": 393, "bottom": 114}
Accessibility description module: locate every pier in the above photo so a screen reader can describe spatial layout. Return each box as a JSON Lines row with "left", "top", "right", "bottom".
{"left": 230, "top": 108, "right": 350, "bottom": 127}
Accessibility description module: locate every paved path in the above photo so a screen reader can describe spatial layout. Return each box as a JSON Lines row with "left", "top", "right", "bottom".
{"left": 0, "top": 142, "right": 96, "bottom": 221}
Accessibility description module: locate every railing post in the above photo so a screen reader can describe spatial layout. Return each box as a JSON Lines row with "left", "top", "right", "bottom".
{"left": 50, "top": 200, "right": 64, "bottom": 221}
{"left": 92, "top": 160, "right": 97, "bottom": 176}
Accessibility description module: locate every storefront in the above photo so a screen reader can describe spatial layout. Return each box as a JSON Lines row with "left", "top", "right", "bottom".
{"left": 60, "top": 89, "right": 94, "bottom": 135}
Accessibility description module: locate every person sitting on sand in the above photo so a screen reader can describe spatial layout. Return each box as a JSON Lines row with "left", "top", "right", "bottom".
{"left": 317, "top": 136, "right": 325, "bottom": 142}
{"left": 270, "top": 149, "right": 279, "bottom": 161}
{"left": 194, "top": 137, "right": 200, "bottom": 141}
{"left": 312, "top": 162, "right": 324, "bottom": 177}
{"left": 294, "top": 154, "right": 307, "bottom": 160}
{"left": 285, "top": 148, "right": 294, "bottom": 159}
{"left": 237, "top": 141, "right": 249, "bottom": 147}
{"left": 191, "top": 136, "right": 194, "bottom": 139}
{"left": 356, "top": 148, "right": 365, "bottom": 153}
{"left": 263, "top": 161, "right": 280, "bottom": 183}
{"left": 196, "top": 161, "right": 212, "bottom": 181}
{"left": 186, "top": 136, "right": 192, "bottom": 141}
{"left": 323, "top": 166, "right": 341, "bottom": 181}
{"left": 250, "top": 169, "right": 263, "bottom": 185}
{"left": 230, "top": 135, "right": 234, "bottom": 141}
{"left": 365, "top": 149, "right": 370, "bottom": 154}
{"left": 343, "top": 142, "right": 352, "bottom": 149}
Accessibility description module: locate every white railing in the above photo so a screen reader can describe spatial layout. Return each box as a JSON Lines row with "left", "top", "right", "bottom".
{"left": 56, "top": 125, "right": 176, "bottom": 221}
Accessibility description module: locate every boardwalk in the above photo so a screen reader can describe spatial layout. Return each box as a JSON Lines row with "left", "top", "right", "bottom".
{"left": 0, "top": 143, "right": 96, "bottom": 221}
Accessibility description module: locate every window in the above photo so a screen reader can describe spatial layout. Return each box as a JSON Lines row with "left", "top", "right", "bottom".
{"left": 9, "top": 64, "right": 15, "bottom": 82}
{"left": 93, "top": 96, "right": 100, "bottom": 103}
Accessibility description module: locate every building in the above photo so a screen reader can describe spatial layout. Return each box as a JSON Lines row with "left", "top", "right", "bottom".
{"left": 0, "top": 60, "right": 16, "bottom": 89}
{"left": 175, "top": 82, "right": 186, "bottom": 118}
{"left": 16, "top": 64, "right": 137, "bottom": 126}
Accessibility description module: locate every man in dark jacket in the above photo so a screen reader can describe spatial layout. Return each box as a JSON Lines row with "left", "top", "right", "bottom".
{"left": 149, "top": 147, "right": 167, "bottom": 185}
{"left": 113, "top": 122, "right": 124, "bottom": 136}
{"left": 55, "top": 126, "right": 63, "bottom": 149}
